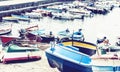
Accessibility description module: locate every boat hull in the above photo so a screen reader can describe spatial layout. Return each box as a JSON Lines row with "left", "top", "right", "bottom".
{"left": 46, "top": 52, "right": 92, "bottom": 72}
{"left": 41, "top": 36, "right": 55, "bottom": 43}
{"left": 46, "top": 44, "right": 93, "bottom": 72}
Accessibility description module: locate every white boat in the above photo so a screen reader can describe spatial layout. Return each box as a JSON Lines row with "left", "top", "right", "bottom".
{"left": 24, "top": 12, "right": 43, "bottom": 19}
{"left": 0, "top": 23, "right": 12, "bottom": 35}
{"left": 11, "top": 14, "right": 30, "bottom": 22}
{"left": 52, "top": 12, "right": 74, "bottom": 20}
{"left": 2, "top": 16, "right": 18, "bottom": 23}
{"left": 32, "top": 8, "right": 52, "bottom": 16}
{"left": 68, "top": 8, "right": 93, "bottom": 17}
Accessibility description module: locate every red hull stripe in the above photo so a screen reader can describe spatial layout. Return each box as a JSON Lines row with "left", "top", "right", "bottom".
{"left": 4, "top": 56, "right": 41, "bottom": 62}
{"left": 4, "top": 57, "right": 28, "bottom": 62}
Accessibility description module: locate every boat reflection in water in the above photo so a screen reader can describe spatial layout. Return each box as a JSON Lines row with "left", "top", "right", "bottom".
{"left": 45, "top": 40, "right": 96, "bottom": 72}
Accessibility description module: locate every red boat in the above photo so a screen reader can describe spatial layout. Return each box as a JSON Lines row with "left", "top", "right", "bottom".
{"left": 0, "top": 35, "right": 41, "bottom": 63}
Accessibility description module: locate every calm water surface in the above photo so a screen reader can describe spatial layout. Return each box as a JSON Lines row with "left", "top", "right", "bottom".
{"left": 10, "top": 7, "right": 120, "bottom": 44}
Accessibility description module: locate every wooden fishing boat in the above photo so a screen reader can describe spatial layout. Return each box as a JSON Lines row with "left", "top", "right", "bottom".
{"left": 46, "top": 40, "right": 97, "bottom": 72}
{"left": 22, "top": 25, "right": 55, "bottom": 43}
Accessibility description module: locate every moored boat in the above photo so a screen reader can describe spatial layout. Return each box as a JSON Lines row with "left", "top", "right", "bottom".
{"left": 2, "top": 16, "right": 18, "bottom": 23}
{"left": 24, "top": 12, "right": 43, "bottom": 19}
{"left": 52, "top": 12, "right": 74, "bottom": 20}
{"left": 27, "top": 30, "right": 55, "bottom": 43}
{"left": 57, "top": 29, "right": 85, "bottom": 42}
{"left": 45, "top": 40, "right": 97, "bottom": 72}
{"left": 11, "top": 14, "right": 30, "bottom": 22}
{"left": 21, "top": 25, "right": 55, "bottom": 43}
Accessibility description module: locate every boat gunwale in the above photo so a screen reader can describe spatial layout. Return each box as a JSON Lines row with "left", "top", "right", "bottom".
{"left": 62, "top": 40, "right": 97, "bottom": 50}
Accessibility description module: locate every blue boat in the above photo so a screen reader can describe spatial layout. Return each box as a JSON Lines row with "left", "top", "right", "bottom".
{"left": 11, "top": 14, "right": 30, "bottom": 22}
{"left": 57, "top": 29, "right": 85, "bottom": 42}
{"left": 46, "top": 40, "right": 97, "bottom": 72}
{"left": 2, "top": 16, "right": 18, "bottom": 23}
{"left": 71, "top": 31, "right": 85, "bottom": 41}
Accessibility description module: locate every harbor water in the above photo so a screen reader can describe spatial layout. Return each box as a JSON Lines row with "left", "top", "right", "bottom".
{"left": 11, "top": 7, "right": 120, "bottom": 44}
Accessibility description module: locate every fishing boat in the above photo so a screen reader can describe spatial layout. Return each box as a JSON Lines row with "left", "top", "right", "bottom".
{"left": 57, "top": 29, "right": 71, "bottom": 42}
{"left": 68, "top": 8, "right": 93, "bottom": 17}
{"left": 24, "top": 12, "right": 43, "bottom": 19}
{"left": 45, "top": 40, "right": 97, "bottom": 72}
{"left": 91, "top": 42, "right": 120, "bottom": 72}
{"left": 71, "top": 30, "right": 85, "bottom": 41}
{"left": 11, "top": 14, "right": 30, "bottom": 22}
{"left": 51, "top": 11, "right": 74, "bottom": 20}
{"left": 0, "top": 23, "right": 12, "bottom": 35}
{"left": 32, "top": 8, "right": 52, "bottom": 17}
{"left": 0, "top": 35, "right": 41, "bottom": 63}
{"left": 27, "top": 30, "right": 55, "bottom": 43}
{"left": 85, "top": 6, "right": 108, "bottom": 15}
{"left": 57, "top": 29, "right": 85, "bottom": 42}
{"left": 2, "top": 16, "right": 18, "bottom": 23}
{"left": 22, "top": 25, "right": 55, "bottom": 43}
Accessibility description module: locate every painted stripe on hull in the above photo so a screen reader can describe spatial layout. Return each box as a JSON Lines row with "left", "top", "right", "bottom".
{"left": 3, "top": 57, "right": 28, "bottom": 62}
{"left": 3, "top": 56, "right": 41, "bottom": 62}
